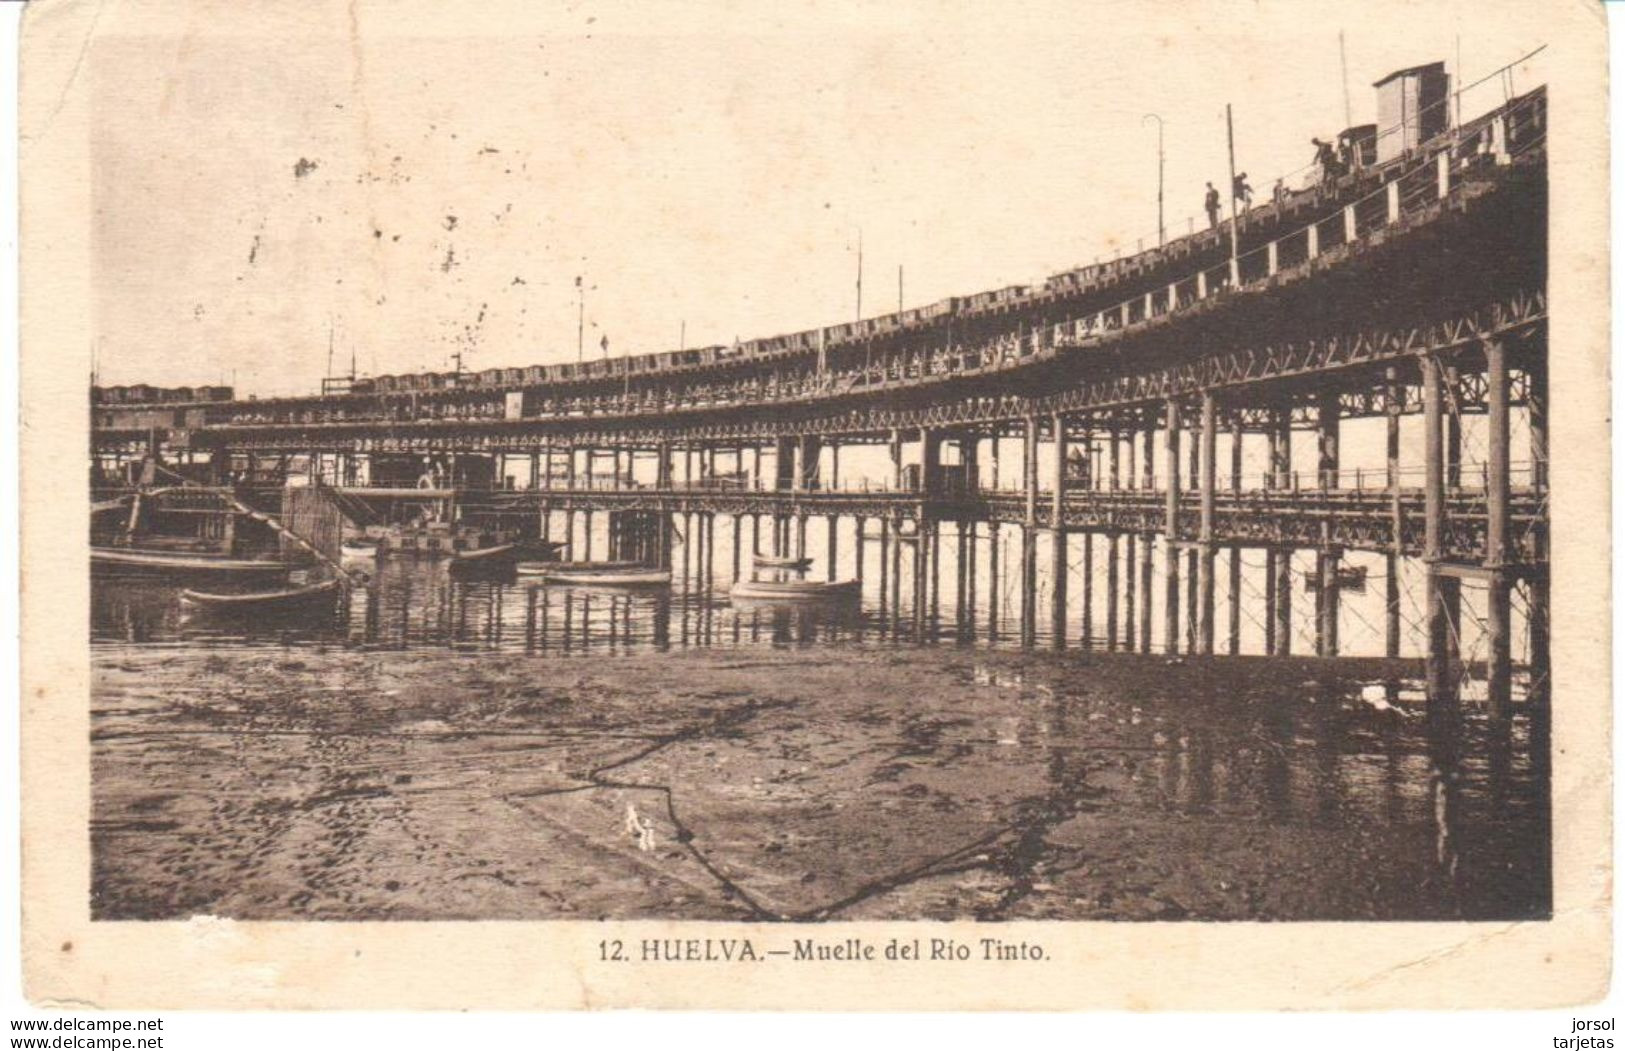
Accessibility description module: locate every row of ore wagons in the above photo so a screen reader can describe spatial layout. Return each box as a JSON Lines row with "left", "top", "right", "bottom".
{"left": 98, "top": 261, "right": 1132, "bottom": 405}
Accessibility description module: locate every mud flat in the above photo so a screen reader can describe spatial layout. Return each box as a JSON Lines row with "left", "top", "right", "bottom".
{"left": 90, "top": 644, "right": 1546, "bottom": 921}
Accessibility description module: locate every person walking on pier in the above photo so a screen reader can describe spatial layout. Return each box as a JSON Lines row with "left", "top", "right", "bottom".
{"left": 1204, "top": 182, "right": 1221, "bottom": 230}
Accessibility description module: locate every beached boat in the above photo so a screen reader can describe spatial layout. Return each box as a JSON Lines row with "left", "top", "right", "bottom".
{"left": 92, "top": 546, "right": 288, "bottom": 581}
{"left": 729, "top": 578, "right": 861, "bottom": 601}
{"left": 340, "top": 537, "right": 380, "bottom": 559}
{"left": 536, "top": 565, "right": 672, "bottom": 587}
{"left": 180, "top": 577, "right": 344, "bottom": 616}
{"left": 753, "top": 554, "right": 813, "bottom": 571}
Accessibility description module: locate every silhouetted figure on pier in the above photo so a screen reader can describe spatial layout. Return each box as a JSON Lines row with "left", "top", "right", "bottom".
{"left": 1233, "top": 172, "right": 1253, "bottom": 210}
{"left": 1204, "top": 182, "right": 1221, "bottom": 229}
{"left": 1312, "top": 137, "right": 1342, "bottom": 183}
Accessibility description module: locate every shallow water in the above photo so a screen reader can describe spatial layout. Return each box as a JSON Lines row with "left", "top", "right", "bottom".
{"left": 90, "top": 552, "right": 1550, "bottom": 922}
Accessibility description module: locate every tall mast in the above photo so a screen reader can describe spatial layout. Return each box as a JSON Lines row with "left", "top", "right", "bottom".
{"left": 1339, "top": 31, "right": 1353, "bottom": 130}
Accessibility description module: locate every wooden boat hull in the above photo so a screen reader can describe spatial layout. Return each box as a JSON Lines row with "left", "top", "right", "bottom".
{"left": 450, "top": 543, "right": 518, "bottom": 564}
{"left": 180, "top": 578, "right": 343, "bottom": 617}
{"left": 92, "top": 547, "right": 287, "bottom": 581}
{"left": 753, "top": 555, "right": 813, "bottom": 571}
{"left": 537, "top": 568, "right": 672, "bottom": 587}
{"left": 729, "top": 579, "right": 861, "bottom": 602}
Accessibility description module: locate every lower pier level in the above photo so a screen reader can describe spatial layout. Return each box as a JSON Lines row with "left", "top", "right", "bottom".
{"left": 94, "top": 307, "right": 1550, "bottom": 742}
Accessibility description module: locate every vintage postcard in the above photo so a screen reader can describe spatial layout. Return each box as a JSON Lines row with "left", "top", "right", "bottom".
{"left": 18, "top": 0, "right": 1611, "bottom": 1010}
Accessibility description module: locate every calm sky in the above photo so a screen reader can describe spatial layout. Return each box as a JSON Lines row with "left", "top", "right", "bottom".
{"left": 87, "top": 0, "right": 1550, "bottom": 395}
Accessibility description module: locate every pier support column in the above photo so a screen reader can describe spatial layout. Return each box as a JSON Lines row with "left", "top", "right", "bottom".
{"left": 1385, "top": 367, "right": 1403, "bottom": 657}
{"left": 1081, "top": 531, "right": 1094, "bottom": 649}
{"left": 1197, "top": 391, "right": 1217, "bottom": 654}
{"left": 1050, "top": 412, "right": 1068, "bottom": 649}
{"left": 1526, "top": 358, "right": 1551, "bottom": 775}
{"left": 731, "top": 514, "right": 742, "bottom": 581}
{"left": 1020, "top": 416, "right": 1039, "bottom": 646}
{"left": 1316, "top": 390, "right": 1342, "bottom": 657}
{"left": 1422, "top": 354, "right": 1461, "bottom": 715}
{"left": 1445, "top": 365, "right": 1463, "bottom": 493}
{"left": 1485, "top": 339, "right": 1513, "bottom": 729}
{"left": 920, "top": 427, "right": 940, "bottom": 497}
{"left": 955, "top": 521, "right": 969, "bottom": 638}
{"left": 827, "top": 515, "right": 839, "bottom": 582}
{"left": 854, "top": 517, "right": 866, "bottom": 582}
{"left": 987, "top": 521, "right": 1000, "bottom": 642}
{"left": 1020, "top": 524, "right": 1037, "bottom": 649}
{"left": 800, "top": 435, "right": 823, "bottom": 492}
{"left": 656, "top": 440, "right": 673, "bottom": 489}
{"left": 913, "top": 518, "right": 928, "bottom": 640}
{"left": 1228, "top": 413, "right": 1243, "bottom": 654}
{"left": 1269, "top": 409, "right": 1292, "bottom": 655}
{"left": 1163, "top": 398, "right": 1181, "bottom": 654}
{"left": 1106, "top": 533, "right": 1119, "bottom": 651}
{"left": 1186, "top": 426, "right": 1199, "bottom": 651}
{"left": 1124, "top": 532, "right": 1137, "bottom": 652}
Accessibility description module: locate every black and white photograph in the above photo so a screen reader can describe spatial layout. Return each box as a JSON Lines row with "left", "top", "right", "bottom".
{"left": 17, "top": 0, "right": 1611, "bottom": 1016}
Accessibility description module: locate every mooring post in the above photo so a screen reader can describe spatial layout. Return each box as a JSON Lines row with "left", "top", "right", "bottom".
{"left": 1164, "top": 398, "right": 1181, "bottom": 653}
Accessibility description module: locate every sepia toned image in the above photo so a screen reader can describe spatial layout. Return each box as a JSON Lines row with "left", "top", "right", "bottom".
{"left": 20, "top": 0, "right": 1610, "bottom": 1011}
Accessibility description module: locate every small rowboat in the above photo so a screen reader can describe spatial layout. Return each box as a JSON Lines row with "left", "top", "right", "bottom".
{"left": 180, "top": 578, "right": 344, "bottom": 616}
{"left": 340, "top": 538, "right": 380, "bottom": 558}
{"left": 519, "top": 559, "right": 638, "bottom": 576}
{"left": 92, "top": 546, "right": 287, "bottom": 581}
{"left": 729, "top": 578, "right": 861, "bottom": 602}
{"left": 450, "top": 543, "right": 518, "bottom": 565}
{"left": 537, "top": 566, "right": 672, "bottom": 587}
{"left": 753, "top": 554, "right": 813, "bottom": 571}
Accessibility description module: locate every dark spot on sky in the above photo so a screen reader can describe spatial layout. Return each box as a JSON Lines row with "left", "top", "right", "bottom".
{"left": 248, "top": 235, "right": 260, "bottom": 265}
{"left": 511, "top": 276, "right": 526, "bottom": 285}
{"left": 444, "top": 216, "right": 458, "bottom": 231}
{"left": 441, "top": 248, "right": 457, "bottom": 273}
{"left": 373, "top": 229, "right": 383, "bottom": 239}
{"left": 479, "top": 146, "right": 500, "bottom": 155}
{"left": 392, "top": 234, "right": 401, "bottom": 242}
{"left": 293, "top": 157, "right": 318, "bottom": 179}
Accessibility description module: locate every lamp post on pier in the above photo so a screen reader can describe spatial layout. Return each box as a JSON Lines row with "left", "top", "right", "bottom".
{"left": 1143, "top": 113, "right": 1165, "bottom": 247}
